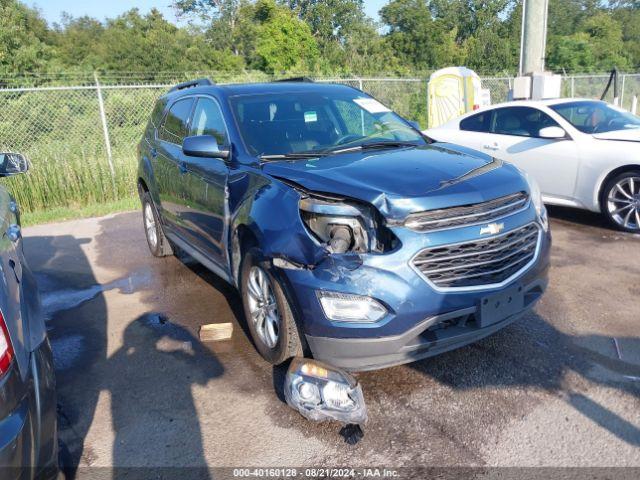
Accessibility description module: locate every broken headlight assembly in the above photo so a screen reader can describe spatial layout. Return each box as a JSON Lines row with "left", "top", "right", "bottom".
{"left": 284, "top": 358, "right": 367, "bottom": 425}
{"left": 299, "top": 195, "right": 396, "bottom": 254}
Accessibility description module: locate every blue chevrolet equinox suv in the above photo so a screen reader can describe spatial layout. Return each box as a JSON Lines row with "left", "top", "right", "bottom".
{"left": 137, "top": 78, "right": 551, "bottom": 371}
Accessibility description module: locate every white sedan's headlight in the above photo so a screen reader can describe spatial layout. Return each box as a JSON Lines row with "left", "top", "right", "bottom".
{"left": 524, "top": 173, "right": 548, "bottom": 231}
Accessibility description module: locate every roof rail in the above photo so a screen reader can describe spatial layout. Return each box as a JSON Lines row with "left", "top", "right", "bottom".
{"left": 168, "top": 78, "right": 214, "bottom": 93}
{"left": 274, "top": 77, "right": 314, "bottom": 83}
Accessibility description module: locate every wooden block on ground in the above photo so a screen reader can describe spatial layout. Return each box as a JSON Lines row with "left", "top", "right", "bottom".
{"left": 199, "top": 322, "right": 233, "bottom": 342}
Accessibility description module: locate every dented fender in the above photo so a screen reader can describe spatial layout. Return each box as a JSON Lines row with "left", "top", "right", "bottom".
{"left": 227, "top": 171, "right": 330, "bottom": 284}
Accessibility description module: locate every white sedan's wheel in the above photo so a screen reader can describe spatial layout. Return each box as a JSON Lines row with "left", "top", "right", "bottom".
{"left": 605, "top": 173, "right": 640, "bottom": 233}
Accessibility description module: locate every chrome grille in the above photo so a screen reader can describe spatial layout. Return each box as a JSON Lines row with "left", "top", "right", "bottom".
{"left": 405, "top": 192, "right": 529, "bottom": 232}
{"left": 413, "top": 223, "right": 540, "bottom": 289}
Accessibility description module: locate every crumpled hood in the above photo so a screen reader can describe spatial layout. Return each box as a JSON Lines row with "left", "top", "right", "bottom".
{"left": 593, "top": 128, "right": 640, "bottom": 142}
{"left": 263, "top": 143, "right": 529, "bottom": 220}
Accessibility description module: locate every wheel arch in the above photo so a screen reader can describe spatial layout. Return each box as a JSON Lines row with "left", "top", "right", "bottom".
{"left": 137, "top": 177, "right": 149, "bottom": 196}
{"left": 596, "top": 164, "right": 640, "bottom": 211}
{"left": 231, "top": 224, "right": 259, "bottom": 287}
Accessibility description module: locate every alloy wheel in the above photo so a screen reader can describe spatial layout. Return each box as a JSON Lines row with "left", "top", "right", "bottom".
{"left": 246, "top": 266, "right": 280, "bottom": 349}
{"left": 144, "top": 202, "right": 158, "bottom": 249}
{"left": 607, "top": 176, "right": 640, "bottom": 232}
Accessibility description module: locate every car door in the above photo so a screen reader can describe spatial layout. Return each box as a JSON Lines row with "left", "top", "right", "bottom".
{"left": 181, "top": 96, "right": 230, "bottom": 267}
{"left": 480, "top": 106, "right": 580, "bottom": 200}
{"left": 154, "top": 97, "right": 195, "bottom": 238}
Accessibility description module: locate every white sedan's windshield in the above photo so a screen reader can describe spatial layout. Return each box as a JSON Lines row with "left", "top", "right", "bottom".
{"left": 550, "top": 100, "right": 640, "bottom": 134}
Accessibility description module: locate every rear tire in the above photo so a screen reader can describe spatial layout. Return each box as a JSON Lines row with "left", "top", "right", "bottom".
{"left": 601, "top": 170, "right": 640, "bottom": 233}
{"left": 240, "top": 247, "right": 302, "bottom": 364}
{"left": 141, "top": 191, "right": 173, "bottom": 257}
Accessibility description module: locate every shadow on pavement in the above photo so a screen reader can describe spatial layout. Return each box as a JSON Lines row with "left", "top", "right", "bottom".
{"left": 24, "top": 232, "right": 224, "bottom": 479}
{"left": 23, "top": 234, "right": 106, "bottom": 478}
{"left": 547, "top": 205, "right": 612, "bottom": 231}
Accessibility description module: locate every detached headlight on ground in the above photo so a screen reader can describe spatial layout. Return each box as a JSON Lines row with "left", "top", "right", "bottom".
{"left": 284, "top": 358, "right": 367, "bottom": 425}
{"left": 318, "top": 291, "right": 387, "bottom": 323}
{"left": 524, "top": 172, "right": 549, "bottom": 231}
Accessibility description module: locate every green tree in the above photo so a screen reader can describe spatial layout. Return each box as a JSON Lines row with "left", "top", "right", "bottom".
{"left": 252, "top": 0, "right": 319, "bottom": 72}
{"left": 52, "top": 8, "right": 244, "bottom": 73}
{"left": 284, "top": 0, "right": 365, "bottom": 45}
{"left": 547, "top": 10, "right": 630, "bottom": 72}
{"left": 581, "top": 12, "right": 629, "bottom": 70}
{"left": 381, "top": 0, "right": 465, "bottom": 71}
{"left": 0, "top": 0, "right": 53, "bottom": 74}
{"left": 547, "top": 33, "right": 596, "bottom": 72}
{"left": 283, "top": 0, "right": 381, "bottom": 72}
{"left": 51, "top": 14, "right": 105, "bottom": 70}
{"left": 431, "top": 0, "right": 514, "bottom": 41}
{"left": 613, "top": 3, "right": 640, "bottom": 68}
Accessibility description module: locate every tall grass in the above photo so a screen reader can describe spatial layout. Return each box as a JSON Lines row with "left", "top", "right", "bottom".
{"left": 0, "top": 87, "right": 144, "bottom": 215}
{"left": 2, "top": 143, "right": 137, "bottom": 213}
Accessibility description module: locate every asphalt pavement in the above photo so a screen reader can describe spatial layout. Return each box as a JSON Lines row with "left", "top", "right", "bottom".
{"left": 22, "top": 205, "right": 640, "bottom": 474}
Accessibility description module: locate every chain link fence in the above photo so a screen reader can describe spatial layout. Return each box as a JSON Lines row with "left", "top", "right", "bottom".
{"left": 1, "top": 72, "right": 639, "bottom": 213}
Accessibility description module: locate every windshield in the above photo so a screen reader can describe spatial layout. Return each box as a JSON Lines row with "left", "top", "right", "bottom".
{"left": 229, "top": 89, "right": 426, "bottom": 156}
{"left": 550, "top": 100, "right": 640, "bottom": 134}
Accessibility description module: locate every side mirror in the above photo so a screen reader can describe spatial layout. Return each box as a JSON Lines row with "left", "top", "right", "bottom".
{"left": 0, "top": 153, "right": 28, "bottom": 177}
{"left": 538, "top": 126, "right": 567, "bottom": 140}
{"left": 182, "top": 135, "right": 230, "bottom": 159}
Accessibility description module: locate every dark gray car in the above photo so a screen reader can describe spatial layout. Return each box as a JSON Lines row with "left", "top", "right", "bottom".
{"left": 0, "top": 153, "right": 57, "bottom": 479}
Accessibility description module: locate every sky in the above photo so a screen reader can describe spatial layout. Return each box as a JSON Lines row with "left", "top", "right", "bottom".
{"left": 27, "top": 0, "right": 388, "bottom": 26}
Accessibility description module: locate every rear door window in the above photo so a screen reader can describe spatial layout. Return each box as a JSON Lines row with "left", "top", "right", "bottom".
{"left": 158, "top": 98, "right": 194, "bottom": 145}
{"left": 460, "top": 111, "right": 492, "bottom": 132}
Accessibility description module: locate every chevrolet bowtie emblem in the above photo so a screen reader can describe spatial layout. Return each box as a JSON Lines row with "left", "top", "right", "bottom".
{"left": 480, "top": 222, "right": 505, "bottom": 235}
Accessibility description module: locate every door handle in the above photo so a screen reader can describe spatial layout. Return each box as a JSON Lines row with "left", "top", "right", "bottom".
{"left": 483, "top": 143, "right": 500, "bottom": 151}
{"left": 6, "top": 224, "right": 21, "bottom": 243}
{"left": 179, "top": 162, "right": 188, "bottom": 174}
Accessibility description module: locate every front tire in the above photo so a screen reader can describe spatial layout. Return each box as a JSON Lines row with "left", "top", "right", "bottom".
{"left": 602, "top": 171, "right": 640, "bottom": 233}
{"left": 240, "top": 248, "right": 302, "bottom": 364}
{"left": 141, "top": 191, "right": 173, "bottom": 257}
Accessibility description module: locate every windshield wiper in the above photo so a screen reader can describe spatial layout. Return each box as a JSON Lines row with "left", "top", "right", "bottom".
{"left": 259, "top": 151, "right": 328, "bottom": 161}
{"left": 327, "top": 140, "right": 420, "bottom": 154}
{"left": 259, "top": 141, "right": 419, "bottom": 160}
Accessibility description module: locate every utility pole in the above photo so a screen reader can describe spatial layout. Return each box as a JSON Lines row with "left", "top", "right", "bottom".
{"left": 519, "top": 0, "right": 549, "bottom": 75}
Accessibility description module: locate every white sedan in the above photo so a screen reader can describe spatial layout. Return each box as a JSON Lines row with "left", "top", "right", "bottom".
{"left": 426, "top": 99, "right": 640, "bottom": 232}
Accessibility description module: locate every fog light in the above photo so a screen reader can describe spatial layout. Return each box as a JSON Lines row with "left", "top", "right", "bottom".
{"left": 284, "top": 358, "right": 367, "bottom": 424}
{"left": 317, "top": 291, "right": 386, "bottom": 323}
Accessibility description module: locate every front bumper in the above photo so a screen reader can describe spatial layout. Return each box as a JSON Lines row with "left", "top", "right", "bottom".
{"left": 305, "top": 276, "right": 547, "bottom": 371}
{"left": 278, "top": 204, "right": 551, "bottom": 371}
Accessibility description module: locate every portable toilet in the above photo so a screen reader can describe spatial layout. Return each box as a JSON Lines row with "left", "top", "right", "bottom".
{"left": 427, "top": 67, "right": 490, "bottom": 128}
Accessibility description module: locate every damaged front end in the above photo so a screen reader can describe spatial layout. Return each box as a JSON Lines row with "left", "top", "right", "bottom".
{"left": 298, "top": 192, "right": 399, "bottom": 256}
